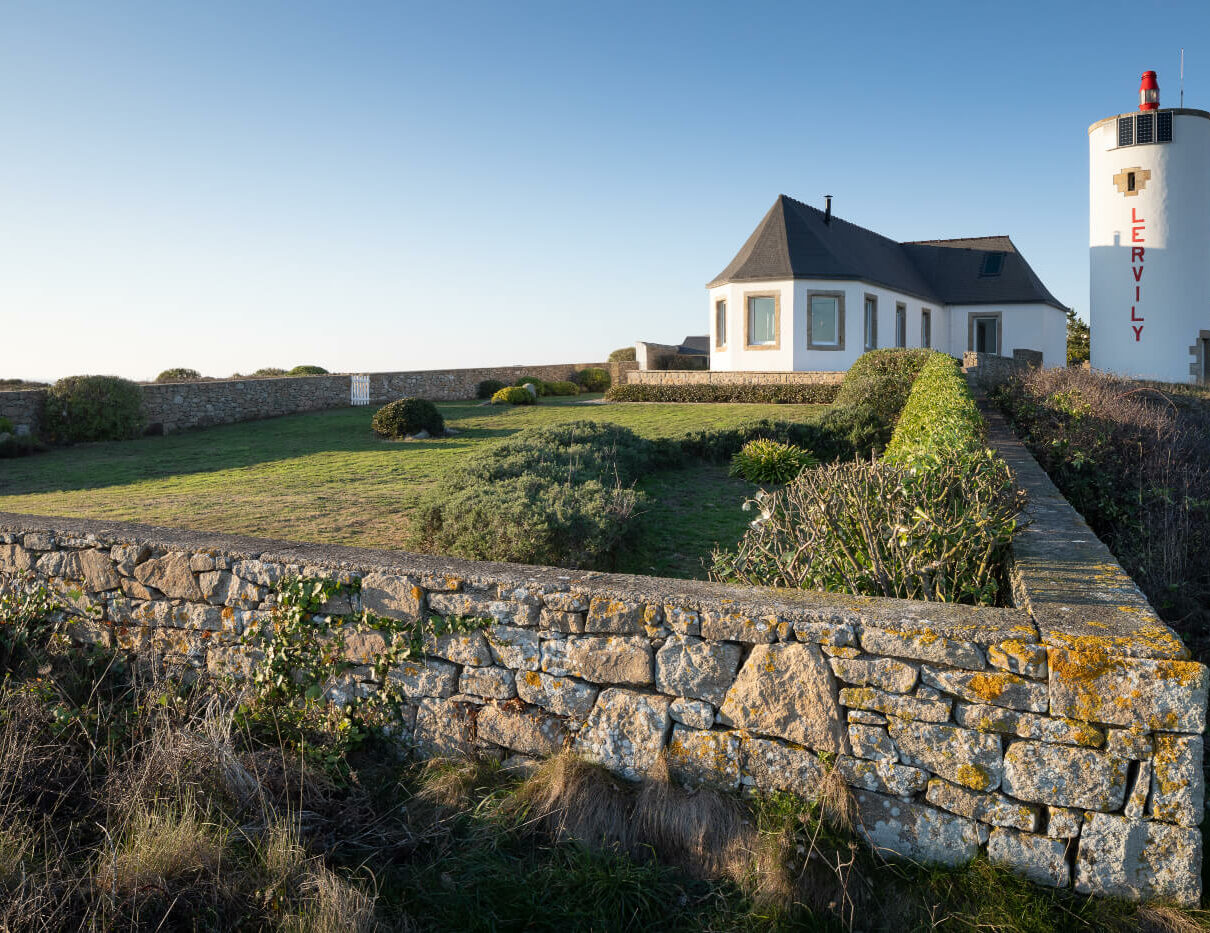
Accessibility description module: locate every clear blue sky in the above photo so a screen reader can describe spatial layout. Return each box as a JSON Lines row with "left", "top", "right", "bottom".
{"left": 2, "top": 0, "right": 1207, "bottom": 381}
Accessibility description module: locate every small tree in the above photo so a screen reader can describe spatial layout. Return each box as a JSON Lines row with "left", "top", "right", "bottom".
{"left": 1066, "top": 308, "right": 1090, "bottom": 366}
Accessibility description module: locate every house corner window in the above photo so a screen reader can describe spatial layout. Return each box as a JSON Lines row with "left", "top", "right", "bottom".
{"left": 746, "top": 294, "right": 778, "bottom": 347}
{"left": 808, "top": 292, "right": 844, "bottom": 350}
{"left": 863, "top": 295, "right": 877, "bottom": 351}
{"left": 921, "top": 309, "right": 932, "bottom": 348}
{"left": 895, "top": 303, "right": 907, "bottom": 348}
{"left": 715, "top": 299, "right": 727, "bottom": 347}
{"left": 970, "top": 314, "right": 1001, "bottom": 355}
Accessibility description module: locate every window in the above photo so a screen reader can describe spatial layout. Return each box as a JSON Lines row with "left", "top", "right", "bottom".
{"left": 1127, "top": 171, "right": 1136, "bottom": 192}
{"left": 980, "top": 252, "right": 1005, "bottom": 277}
{"left": 863, "top": 294, "right": 877, "bottom": 350}
{"left": 807, "top": 291, "right": 845, "bottom": 350}
{"left": 745, "top": 293, "right": 779, "bottom": 348}
{"left": 969, "top": 313, "right": 1002, "bottom": 355}
{"left": 715, "top": 299, "right": 727, "bottom": 347}
{"left": 895, "top": 303, "right": 906, "bottom": 348}
{"left": 921, "top": 308, "right": 931, "bottom": 348}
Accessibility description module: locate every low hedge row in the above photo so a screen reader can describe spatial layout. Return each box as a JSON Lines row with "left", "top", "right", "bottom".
{"left": 604, "top": 383, "right": 839, "bottom": 405}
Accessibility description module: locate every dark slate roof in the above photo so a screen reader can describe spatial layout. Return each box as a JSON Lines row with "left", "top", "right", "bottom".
{"left": 708, "top": 195, "right": 1064, "bottom": 310}
{"left": 678, "top": 335, "right": 710, "bottom": 355}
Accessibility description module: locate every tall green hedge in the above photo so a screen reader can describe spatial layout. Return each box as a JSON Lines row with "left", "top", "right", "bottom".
{"left": 884, "top": 354, "right": 985, "bottom": 467}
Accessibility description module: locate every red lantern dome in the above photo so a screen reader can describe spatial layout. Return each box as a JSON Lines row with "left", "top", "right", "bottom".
{"left": 1139, "top": 71, "right": 1160, "bottom": 111}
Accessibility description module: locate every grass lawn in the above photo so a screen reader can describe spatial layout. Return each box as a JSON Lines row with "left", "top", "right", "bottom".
{"left": 0, "top": 396, "right": 828, "bottom": 579}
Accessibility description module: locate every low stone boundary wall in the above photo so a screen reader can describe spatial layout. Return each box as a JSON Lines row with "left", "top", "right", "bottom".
{"left": 626, "top": 370, "right": 845, "bottom": 386}
{"left": 1, "top": 477, "right": 1204, "bottom": 902}
{"left": 962, "top": 350, "right": 1043, "bottom": 390}
{"left": 0, "top": 361, "right": 605, "bottom": 437}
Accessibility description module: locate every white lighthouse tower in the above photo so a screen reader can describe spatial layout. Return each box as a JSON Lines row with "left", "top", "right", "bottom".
{"left": 1089, "top": 71, "right": 1210, "bottom": 383}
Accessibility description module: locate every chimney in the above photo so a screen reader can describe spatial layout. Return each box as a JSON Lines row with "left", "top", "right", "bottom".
{"left": 824, "top": 195, "right": 832, "bottom": 225}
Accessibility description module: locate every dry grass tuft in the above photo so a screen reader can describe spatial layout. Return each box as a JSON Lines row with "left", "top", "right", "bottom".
{"left": 816, "top": 760, "right": 856, "bottom": 834}
{"left": 414, "top": 755, "right": 500, "bottom": 811}
{"left": 98, "top": 795, "right": 224, "bottom": 895}
{"left": 508, "top": 751, "right": 635, "bottom": 851}
{"left": 1137, "top": 905, "right": 1210, "bottom": 933}
{"left": 281, "top": 863, "right": 379, "bottom": 933}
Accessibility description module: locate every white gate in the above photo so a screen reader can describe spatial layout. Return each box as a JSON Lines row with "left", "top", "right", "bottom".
{"left": 351, "top": 374, "right": 371, "bottom": 406}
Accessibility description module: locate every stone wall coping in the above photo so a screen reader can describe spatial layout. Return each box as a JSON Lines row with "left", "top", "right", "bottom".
{"left": 981, "top": 403, "right": 1188, "bottom": 660}
{"left": 0, "top": 510, "right": 1035, "bottom": 645}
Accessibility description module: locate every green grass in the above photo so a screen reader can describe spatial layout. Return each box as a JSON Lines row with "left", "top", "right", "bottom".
{"left": 0, "top": 396, "right": 827, "bottom": 577}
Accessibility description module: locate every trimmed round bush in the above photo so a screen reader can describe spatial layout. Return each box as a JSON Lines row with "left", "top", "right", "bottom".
{"left": 834, "top": 348, "right": 935, "bottom": 427}
{"left": 251, "top": 367, "right": 287, "bottom": 377}
{"left": 574, "top": 367, "right": 611, "bottom": 392}
{"left": 288, "top": 365, "right": 328, "bottom": 375}
{"left": 544, "top": 380, "right": 581, "bottom": 396}
{"left": 729, "top": 439, "right": 819, "bottom": 484}
{"left": 371, "top": 397, "right": 445, "bottom": 437}
{"left": 608, "top": 347, "right": 637, "bottom": 362}
{"left": 491, "top": 386, "right": 536, "bottom": 406}
{"left": 43, "top": 375, "right": 146, "bottom": 443}
{"left": 477, "top": 379, "right": 508, "bottom": 400}
{"left": 154, "top": 368, "right": 201, "bottom": 383}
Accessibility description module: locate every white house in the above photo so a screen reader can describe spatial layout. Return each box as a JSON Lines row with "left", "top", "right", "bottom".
{"left": 708, "top": 195, "right": 1068, "bottom": 371}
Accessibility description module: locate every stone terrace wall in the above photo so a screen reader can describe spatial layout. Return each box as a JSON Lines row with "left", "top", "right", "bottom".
{"left": 1, "top": 498, "right": 1204, "bottom": 903}
{"left": 0, "top": 362, "right": 605, "bottom": 437}
{"left": 626, "top": 370, "right": 845, "bottom": 386}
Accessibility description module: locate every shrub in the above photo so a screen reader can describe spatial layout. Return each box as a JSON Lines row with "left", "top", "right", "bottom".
{"left": 573, "top": 368, "right": 611, "bottom": 392}
{"left": 604, "top": 383, "right": 839, "bottom": 405}
{"left": 491, "top": 386, "right": 536, "bottom": 406}
{"left": 288, "top": 365, "right": 328, "bottom": 375}
{"left": 992, "top": 367, "right": 1210, "bottom": 645}
{"left": 252, "top": 367, "right": 287, "bottom": 377}
{"left": 834, "top": 348, "right": 936, "bottom": 426}
{"left": 154, "top": 368, "right": 201, "bottom": 383}
{"left": 371, "top": 397, "right": 445, "bottom": 437}
{"left": 512, "top": 377, "right": 552, "bottom": 396}
{"left": 884, "top": 353, "right": 985, "bottom": 467}
{"left": 608, "top": 347, "right": 637, "bottom": 362}
{"left": 0, "top": 416, "right": 12, "bottom": 434}
{"left": 711, "top": 451, "right": 1024, "bottom": 604}
{"left": 407, "top": 421, "right": 653, "bottom": 568}
{"left": 729, "top": 439, "right": 818, "bottom": 484}
{"left": 544, "top": 380, "right": 581, "bottom": 396}
{"left": 42, "top": 375, "right": 145, "bottom": 443}
{"left": 669, "top": 415, "right": 867, "bottom": 467}
{"left": 477, "top": 379, "right": 508, "bottom": 400}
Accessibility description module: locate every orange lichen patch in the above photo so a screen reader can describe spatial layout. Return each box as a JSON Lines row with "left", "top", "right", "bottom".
{"left": 410, "top": 585, "right": 424, "bottom": 602}
{"left": 964, "top": 673, "right": 1010, "bottom": 702}
{"left": 523, "top": 671, "right": 542, "bottom": 688}
{"left": 955, "top": 763, "right": 996, "bottom": 792}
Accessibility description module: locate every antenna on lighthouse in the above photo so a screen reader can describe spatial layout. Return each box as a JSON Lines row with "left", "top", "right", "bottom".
{"left": 1180, "top": 48, "right": 1185, "bottom": 107}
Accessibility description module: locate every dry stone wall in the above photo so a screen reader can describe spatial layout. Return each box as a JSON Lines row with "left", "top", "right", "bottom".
{"left": 0, "top": 362, "right": 605, "bottom": 437}
{"left": 1, "top": 494, "right": 1204, "bottom": 905}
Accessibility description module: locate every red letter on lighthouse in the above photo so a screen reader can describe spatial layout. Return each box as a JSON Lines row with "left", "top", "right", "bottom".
{"left": 1132, "top": 247, "right": 1145, "bottom": 262}
{"left": 1131, "top": 208, "right": 1145, "bottom": 223}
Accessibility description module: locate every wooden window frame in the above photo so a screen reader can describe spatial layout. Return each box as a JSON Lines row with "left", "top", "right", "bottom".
{"left": 806, "top": 290, "right": 846, "bottom": 351}
{"left": 863, "top": 293, "right": 878, "bottom": 351}
{"left": 968, "top": 311, "right": 1004, "bottom": 356}
{"left": 715, "top": 298, "right": 728, "bottom": 348}
{"left": 743, "top": 291, "right": 781, "bottom": 350}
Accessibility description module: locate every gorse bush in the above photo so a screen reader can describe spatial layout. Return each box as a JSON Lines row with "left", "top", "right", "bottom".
{"left": 476, "top": 379, "right": 508, "bottom": 399}
{"left": 573, "top": 367, "right": 611, "bottom": 392}
{"left": 371, "top": 397, "right": 445, "bottom": 438}
{"left": 713, "top": 354, "right": 1024, "bottom": 605}
{"left": 251, "top": 367, "right": 287, "bottom": 377}
{"left": 154, "top": 368, "right": 201, "bottom": 383}
{"left": 42, "top": 375, "right": 146, "bottom": 443}
{"left": 607, "top": 347, "right": 636, "bottom": 362}
{"left": 288, "top": 365, "right": 328, "bottom": 375}
{"left": 407, "top": 421, "right": 652, "bottom": 568}
{"left": 605, "top": 383, "right": 839, "bottom": 405}
{"left": 491, "top": 386, "right": 536, "bottom": 406}
{"left": 729, "top": 439, "right": 818, "bottom": 484}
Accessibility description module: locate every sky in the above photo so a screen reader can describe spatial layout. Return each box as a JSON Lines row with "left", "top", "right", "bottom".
{"left": 2, "top": 0, "right": 1208, "bottom": 382}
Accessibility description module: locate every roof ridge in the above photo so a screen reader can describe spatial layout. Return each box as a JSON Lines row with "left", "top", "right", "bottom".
{"left": 778, "top": 194, "right": 908, "bottom": 251}
{"left": 904, "top": 235, "right": 1015, "bottom": 246}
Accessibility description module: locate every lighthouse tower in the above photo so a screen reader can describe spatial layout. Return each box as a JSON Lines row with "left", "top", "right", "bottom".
{"left": 1089, "top": 71, "right": 1210, "bottom": 383}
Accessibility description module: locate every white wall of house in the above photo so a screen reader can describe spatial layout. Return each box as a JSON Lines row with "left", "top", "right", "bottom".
{"left": 709, "top": 280, "right": 1065, "bottom": 371}
{"left": 946, "top": 303, "right": 1067, "bottom": 368}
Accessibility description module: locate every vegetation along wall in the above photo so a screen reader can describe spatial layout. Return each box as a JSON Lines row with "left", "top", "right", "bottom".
{"left": 0, "top": 362, "right": 605, "bottom": 437}
{"left": 626, "top": 370, "right": 845, "bottom": 386}
{"left": 1, "top": 490, "right": 1205, "bottom": 904}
